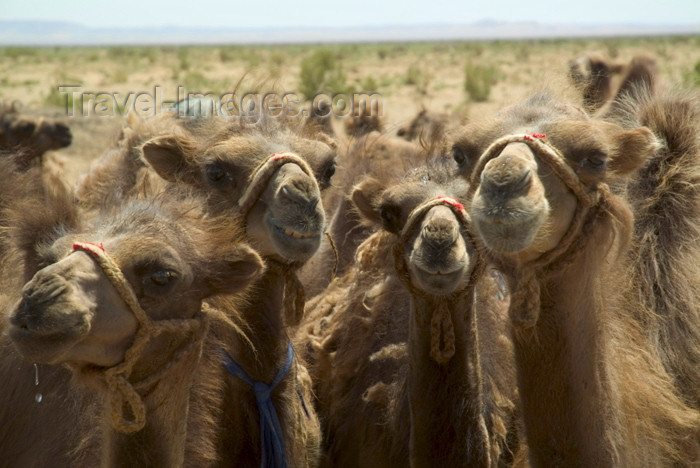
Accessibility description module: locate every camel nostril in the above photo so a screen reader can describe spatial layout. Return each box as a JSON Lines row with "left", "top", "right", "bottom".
{"left": 481, "top": 167, "right": 532, "bottom": 195}
{"left": 10, "top": 299, "right": 32, "bottom": 329}
{"left": 281, "top": 183, "right": 319, "bottom": 209}
{"left": 513, "top": 170, "right": 532, "bottom": 191}
{"left": 422, "top": 223, "right": 459, "bottom": 250}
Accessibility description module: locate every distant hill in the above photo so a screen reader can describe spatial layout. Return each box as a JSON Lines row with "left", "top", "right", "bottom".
{"left": 0, "top": 20, "right": 697, "bottom": 46}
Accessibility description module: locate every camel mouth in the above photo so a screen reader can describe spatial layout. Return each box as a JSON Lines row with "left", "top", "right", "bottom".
{"left": 471, "top": 194, "right": 549, "bottom": 254}
{"left": 267, "top": 218, "right": 323, "bottom": 262}
{"left": 56, "top": 132, "right": 72, "bottom": 147}
{"left": 9, "top": 324, "right": 85, "bottom": 364}
{"left": 8, "top": 296, "right": 91, "bottom": 364}
{"left": 472, "top": 213, "right": 545, "bottom": 254}
{"left": 409, "top": 261, "right": 469, "bottom": 296}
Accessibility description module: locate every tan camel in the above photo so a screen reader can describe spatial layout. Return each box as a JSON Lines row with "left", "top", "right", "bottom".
{"left": 298, "top": 156, "right": 521, "bottom": 467}
{"left": 608, "top": 88, "right": 700, "bottom": 411}
{"left": 6, "top": 196, "right": 269, "bottom": 466}
{"left": 465, "top": 91, "right": 700, "bottom": 466}
{"left": 0, "top": 103, "right": 72, "bottom": 170}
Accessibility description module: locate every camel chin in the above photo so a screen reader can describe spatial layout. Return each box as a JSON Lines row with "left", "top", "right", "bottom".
{"left": 471, "top": 214, "right": 545, "bottom": 254}
{"left": 408, "top": 261, "right": 469, "bottom": 296}
{"left": 8, "top": 320, "right": 86, "bottom": 365}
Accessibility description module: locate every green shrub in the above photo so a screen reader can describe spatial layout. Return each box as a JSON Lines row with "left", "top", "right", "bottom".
{"left": 464, "top": 61, "right": 496, "bottom": 102}
{"left": 403, "top": 65, "right": 431, "bottom": 95}
{"left": 43, "top": 86, "right": 74, "bottom": 110}
{"left": 299, "top": 49, "right": 351, "bottom": 99}
{"left": 685, "top": 59, "right": 700, "bottom": 87}
{"left": 358, "top": 76, "right": 379, "bottom": 92}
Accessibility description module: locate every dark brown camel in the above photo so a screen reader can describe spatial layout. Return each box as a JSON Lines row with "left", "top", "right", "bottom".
{"left": 0, "top": 104, "right": 72, "bottom": 170}
{"left": 465, "top": 91, "right": 700, "bottom": 466}
{"left": 568, "top": 53, "right": 658, "bottom": 116}
{"left": 298, "top": 155, "right": 522, "bottom": 467}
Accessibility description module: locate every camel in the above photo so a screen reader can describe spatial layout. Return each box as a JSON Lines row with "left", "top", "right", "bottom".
{"left": 0, "top": 103, "right": 72, "bottom": 170}
{"left": 298, "top": 156, "right": 522, "bottom": 467}
{"left": 465, "top": 90, "right": 700, "bottom": 466}
{"left": 5, "top": 194, "right": 276, "bottom": 466}
{"left": 568, "top": 53, "right": 658, "bottom": 116}
{"left": 606, "top": 88, "right": 700, "bottom": 411}
{"left": 139, "top": 115, "right": 337, "bottom": 465}
{"left": 396, "top": 107, "right": 457, "bottom": 143}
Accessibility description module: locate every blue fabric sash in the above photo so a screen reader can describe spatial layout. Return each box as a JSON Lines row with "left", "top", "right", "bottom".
{"left": 221, "top": 343, "right": 294, "bottom": 468}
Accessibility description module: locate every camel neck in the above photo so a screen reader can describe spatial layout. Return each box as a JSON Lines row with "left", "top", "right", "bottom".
{"left": 101, "top": 338, "right": 203, "bottom": 468}
{"left": 406, "top": 290, "right": 490, "bottom": 467}
{"left": 510, "top": 243, "right": 616, "bottom": 467}
{"left": 234, "top": 263, "right": 289, "bottom": 382}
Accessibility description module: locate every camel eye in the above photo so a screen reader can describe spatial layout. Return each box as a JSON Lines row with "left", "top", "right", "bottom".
{"left": 319, "top": 161, "right": 336, "bottom": 189}
{"left": 206, "top": 164, "right": 229, "bottom": 185}
{"left": 150, "top": 270, "right": 176, "bottom": 287}
{"left": 379, "top": 204, "right": 402, "bottom": 234}
{"left": 581, "top": 152, "right": 607, "bottom": 170}
{"left": 452, "top": 146, "right": 467, "bottom": 166}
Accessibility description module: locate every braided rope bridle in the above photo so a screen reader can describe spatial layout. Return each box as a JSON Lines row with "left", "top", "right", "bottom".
{"left": 392, "top": 196, "right": 485, "bottom": 364}
{"left": 71, "top": 241, "right": 210, "bottom": 433}
{"left": 467, "top": 133, "right": 610, "bottom": 329}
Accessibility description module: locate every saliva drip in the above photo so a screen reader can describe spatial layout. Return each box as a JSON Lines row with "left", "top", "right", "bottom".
{"left": 33, "top": 363, "right": 43, "bottom": 403}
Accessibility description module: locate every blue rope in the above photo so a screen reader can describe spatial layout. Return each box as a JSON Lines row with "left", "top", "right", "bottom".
{"left": 221, "top": 343, "right": 294, "bottom": 468}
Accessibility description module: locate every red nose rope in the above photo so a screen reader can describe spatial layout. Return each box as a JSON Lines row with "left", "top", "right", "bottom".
{"left": 467, "top": 132, "right": 608, "bottom": 331}
{"left": 393, "top": 196, "right": 484, "bottom": 365}
{"left": 71, "top": 242, "right": 210, "bottom": 433}
{"left": 237, "top": 152, "right": 320, "bottom": 327}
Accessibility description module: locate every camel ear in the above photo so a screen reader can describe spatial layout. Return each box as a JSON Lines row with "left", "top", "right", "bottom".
{"left": 203, "top": 245, "right": 264, "bottom": 297}
{"left": 141, "top": 135, "right": 199, "bottom": 185}
{"left": 350, "top": 176, "right": 384, "bottom": 225}
{"left": 607, "top": 127, "right": 659, "bottom": 176}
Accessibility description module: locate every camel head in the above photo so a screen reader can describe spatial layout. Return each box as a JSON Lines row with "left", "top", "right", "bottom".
{"left": 0, "top": 114, "right": 72, "bottom": 163}
{"left": 9, "top": 200, "right": 263, "bottom": 379}
{"left": 352, "top": 158, "right": 477, "bottom": 296}
{"left": 141, "top": 122, "right": 337, "bottom": 264}
{"left": 466, "top": 92, "right": 658, "bottom": 263}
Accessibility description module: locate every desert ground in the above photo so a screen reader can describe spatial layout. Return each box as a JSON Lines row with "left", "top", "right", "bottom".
{"left": 1, "top": 35, "right": 698, "bottom": 182}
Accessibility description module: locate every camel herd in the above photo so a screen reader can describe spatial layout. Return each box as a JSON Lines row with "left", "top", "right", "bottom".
{"left": 0, "top": 52, "right": 699, "bottom": 467}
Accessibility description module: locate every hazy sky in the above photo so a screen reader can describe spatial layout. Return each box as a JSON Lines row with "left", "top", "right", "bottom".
{"left": 1, "top": 0, "right": 699, "bottom": 29}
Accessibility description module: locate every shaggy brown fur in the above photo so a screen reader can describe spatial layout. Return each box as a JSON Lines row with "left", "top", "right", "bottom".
{"left": 0, "top": 104, "right": 72, "bottom": 170}
{"left": 299, "top": 131, "right": 424, "bottom": 298}
{"left": 609, "top": 88, "right": 700, "bottom": 410}
{"left": 74, "top": 112, "right": 190, "bottom": 210}
{"left": 4, "top": 193, "right": 322, "bottom": 466}
{"left": 137, "top": 114, "right": 335, "bottom": 466}
{"left": 0, "top": 151, "right": 76, "bottom": 293}
{"left": 298, "top": 157, "right": 521, "bottom": 467}
{"left": 467, "top": 91, "right": 700, "bottom": 466}
{"left": 568, "top": 53, "right": 658, "bottom": 116}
